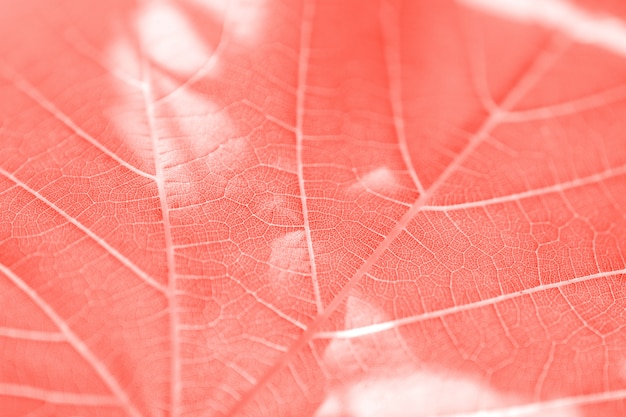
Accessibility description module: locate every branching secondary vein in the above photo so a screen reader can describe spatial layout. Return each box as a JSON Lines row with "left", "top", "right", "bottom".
{"left": 140, "top": 61, "right": 181, "bottom": 417}
{"left": 422, "top": 164, "right": 626, "bottom": 212}
{"left": 0, "top": 166, "right": 167, "bottom": 294}
{"left": 0, "top": 262, "right": 144, "bottom": 417}
{"left": 226, "top": 30, "right": 571, "bottom": 416}
{"left": 313, "top": 267, "right": 626, "bottom": 339}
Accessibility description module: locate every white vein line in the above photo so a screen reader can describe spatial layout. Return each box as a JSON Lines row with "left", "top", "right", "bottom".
{"left": 177, "top": 293, "right": 308, "bottom": 332}
{"left": 227, "top": 362, "right": 258, "bottom": 386}
{"left": 295, "top": 0, "right": 323, "bottom": 314}
{"left": 422, "top": 164, "right": 626, "bottom": 212}
{"left": 139, "top": 63, "right": 181, "bottom": 417}
{"left": 533, "top": 342, "right": 556, "bottom": 400}
{"left": 0, "top": 382, "right": 118, "bottom": 407}
{"left": 380, "top": 1, "right": 425, "bottom": 195}
{"left": 440, "top": 388, "right": 626, "bottom": 417}
{"left": 244, "top": 287, "right": 308, "bottom": 331}
{"left": 314, "top": 268, "right": 626, "bottom": 339}
{"left": 0, "top": 167, "right": 167, "bottom": 294}
{"left": 0, "top": 63, "right": 155, "bottom": 181}
{"left": 500, "top": 35, "right": 570, "bottom": 111}
{"left": 243, "top": 335, "right": 288, "bottom": 352}
{"left": 504, "top": 83, "right": 626, "bottom": 122}
{"left": 241, "top": 99, "right": 296, "bottom": 133}
{"left": 0, "top": 327, "right": 65, "bottom": 342}
{"left": 0, "top": 263, "right": 143, "bottom": 417}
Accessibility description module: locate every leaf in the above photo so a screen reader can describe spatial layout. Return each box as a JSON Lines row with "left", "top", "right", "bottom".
{"left": 1, "top": 0, "right": 626, "bottom": 416}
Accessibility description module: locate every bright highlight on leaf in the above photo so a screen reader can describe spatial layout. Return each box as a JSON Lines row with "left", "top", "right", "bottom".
{"left": 460, "top": 0, "right": 626, "bottom": 56}
{"left": 1, "top": 0, "right": 626, "bottom": 417}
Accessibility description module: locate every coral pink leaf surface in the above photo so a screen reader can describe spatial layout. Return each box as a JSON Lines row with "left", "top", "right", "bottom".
{"left": 1, "top": 0, "right": 626, "bottom": 416}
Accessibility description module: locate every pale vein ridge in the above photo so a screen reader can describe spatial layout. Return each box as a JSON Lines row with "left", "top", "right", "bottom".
{"left": 0, "top": 263, "right": 144, "bottom": 417}
{"left": 314, "top": 268, "right": 626, "bottom": 339}
{"left": 0, "top": 167, "right": 167, "bottom": 293}
{"left": 175, "top": 282, "right": 308, "bottom": 331}
{"left": 0, "top": 63, "right": 155, "bottom": 180}
{"left": 140, "top": 63, "right": 181, "bottom": 417}
{"left": 0, "top": 326, "right": 64, "bottom": 342}
{"left": 295, "top": 0, "right": 323, "bottom": 313}
{"left": 247, "top": 290, "right": 308, "bottom": 330}
{"left": 533, "top": 342, "right": 556, "bottom": 400}
{"left": 498, "top": 35, "right": 570, "bottom": 110}
{"left": 0, "top": 382, "right": 118, "bottom": 406}
{"left": 242, "top": 99, "right": 296, "bottom": 133}
{"left": 422, "top": 164, "right": 626, "bottom": 211}
{"left": 504, "top": 82, "right": 626, "bottom": 122}
{"left": 380, "top": 0, "right": 426, "bottom": 195}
